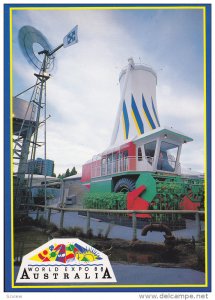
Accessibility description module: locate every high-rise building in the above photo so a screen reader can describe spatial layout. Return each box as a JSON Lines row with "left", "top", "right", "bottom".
{"left": 26, "top": 158, "right": 54, "bottom": 176}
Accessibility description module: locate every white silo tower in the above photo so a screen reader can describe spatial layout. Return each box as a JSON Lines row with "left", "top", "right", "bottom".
{"left": 110, "top": 58, "right": 160, "bottom": 146}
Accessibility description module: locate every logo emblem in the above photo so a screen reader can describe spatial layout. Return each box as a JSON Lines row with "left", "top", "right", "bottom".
{"left": 16, "top": 238, "right": 116, "bottom": 283}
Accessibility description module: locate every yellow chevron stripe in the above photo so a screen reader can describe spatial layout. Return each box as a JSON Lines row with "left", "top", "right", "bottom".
{"left": 142, "top": 108, "right": 153, "bottom": 130}
{"left": 122, "top": 114, "right": 127, "bottom": 140}
{"left": 131, "top": 110, "right": 141, "bottom": 135}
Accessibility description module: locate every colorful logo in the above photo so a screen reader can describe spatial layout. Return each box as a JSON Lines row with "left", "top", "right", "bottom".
{"left": 30, "top": 242, "right": 102, "bottom": 263}
{"left": 16, "top": 238, "right": 116, "bottom": 283}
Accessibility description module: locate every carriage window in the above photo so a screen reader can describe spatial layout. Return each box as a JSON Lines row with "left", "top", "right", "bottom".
{"left": 113, "top": 153, "right": 118, "bottom": 161}
{"left": 123, "top": 151, "right": 128, "bottom": 170}
{"left": 107, "top": 154, "right": 112, "bottom": 174}
{"left": 113, "top": 153, "right": 118, "bottom": 173}
{"left": 157, "top": 141, "right": 179, "bottom": 172}
{"left": 138, "top": 147, "right": 143, "bottom": 161}
{"left": 101, "top": 158, "right": 106, "bottom": 176}
{"left": 144, "top": 141, "right": 156, "bottom": 157}
{"left": 144, "top": 141, "right": 156, "bottom": 165}
{"left": 123, "top": 150, "right": 128, "bottom": 157}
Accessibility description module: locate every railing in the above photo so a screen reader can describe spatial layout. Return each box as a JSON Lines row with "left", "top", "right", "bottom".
{"left": 91, "top": 155, "right": 182, "bottom": 178}
{"left": 92, "top": 157, "right": 133, "bottom": 178}
{"left": 91, "top": 156, "right": 155, "bottom": 178}
{"left": 20, "top": 204, "right": 204, "bottom": 242}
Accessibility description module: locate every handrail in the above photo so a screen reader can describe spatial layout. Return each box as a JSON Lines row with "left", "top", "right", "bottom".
{"left": 20, "top": 203, "right": 204, "bottom": 215}
{"left": 20, "top": 203, "right": 204, "bottom": 241}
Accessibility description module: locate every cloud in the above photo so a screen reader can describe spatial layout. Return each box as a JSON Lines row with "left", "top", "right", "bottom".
{"left": 180, "top": 143, "right": 204, "bottom": 173}
{"left": 158, "top": 90, "right": 203, "bottom": 128}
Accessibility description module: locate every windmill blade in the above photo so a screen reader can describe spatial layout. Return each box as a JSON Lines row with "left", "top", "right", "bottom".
{"left": 19, "top": 25, "right": 54, "bottom": 70}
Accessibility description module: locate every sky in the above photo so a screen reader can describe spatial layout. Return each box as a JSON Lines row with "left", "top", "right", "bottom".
{"left": 12, "top": 7, "right": 205, "bottom": 175}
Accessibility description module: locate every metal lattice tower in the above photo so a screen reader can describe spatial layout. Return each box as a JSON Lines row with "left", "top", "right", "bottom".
{"left": 13, "top": 55, "right": 51, "bottom": 212}
{"left": 13, "top": 25, "right": 78, "bottom": 213}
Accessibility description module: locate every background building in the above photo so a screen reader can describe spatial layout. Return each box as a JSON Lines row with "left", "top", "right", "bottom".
{"left": 26, "top": 158, "right": 54, "bottom": 176}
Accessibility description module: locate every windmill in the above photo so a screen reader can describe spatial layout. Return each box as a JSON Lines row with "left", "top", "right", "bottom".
{"left": 13, "top": 25, "right": 78, "bottom": 213}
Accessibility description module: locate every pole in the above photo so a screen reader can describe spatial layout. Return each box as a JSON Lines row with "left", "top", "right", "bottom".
{"left": 60, "top": 210, "right": 65, "bottom": 229}
{"left": 36, "top": 207, "right": 40, "bottom": 220}
{"left": 44, "top": 57, "right": 47, "bottom": 210}
{"left": 132, "top": 212, "right": 137, "bottom": 241}
{"left": 48, "top": 43, "right": 64, "bottom": 56}
{"left": 195, "top": 212, "right": 201, "bottom": 241}
{"left": 47, "top": 208, "right": 51, "bottom": 224}
{"left": 60, "top": 179, "right": 65, "bottom": 207}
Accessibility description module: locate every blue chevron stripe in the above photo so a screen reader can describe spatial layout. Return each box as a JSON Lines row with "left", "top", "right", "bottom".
{"left": 131, "top": 95, "right": 144, "bottom": 135}
{"left": 151, "top": 97, "right": 160, "bottom": 127}
{"left": 142, "top": 94, "right": 156, "bottom": 129}
{"left": 122, "top": 100, "right": 129, "bottom": 139}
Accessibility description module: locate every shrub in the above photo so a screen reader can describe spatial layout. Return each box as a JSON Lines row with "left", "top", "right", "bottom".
{"left": 83, "top": 192, "right": 127, "bottom": 210}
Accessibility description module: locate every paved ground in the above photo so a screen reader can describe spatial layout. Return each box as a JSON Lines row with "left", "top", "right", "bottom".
{"left": 29, "top": 210, "right": 204, "bottom": 243}
{"left": 15, "top": 212, "right": 205, "bottom": 286}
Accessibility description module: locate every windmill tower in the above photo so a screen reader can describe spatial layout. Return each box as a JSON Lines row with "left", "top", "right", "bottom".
{"left": 13, "top": 25, "right": 78, "bottom": 212}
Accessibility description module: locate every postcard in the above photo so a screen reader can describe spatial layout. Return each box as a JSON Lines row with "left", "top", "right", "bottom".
{"left": 3, "top": 3, "right": 211, "bottom": 297}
